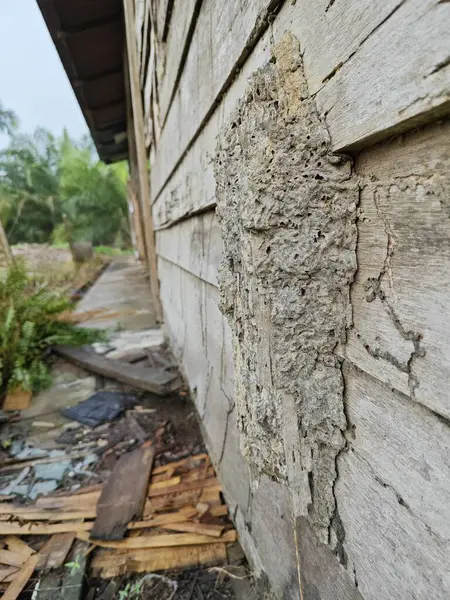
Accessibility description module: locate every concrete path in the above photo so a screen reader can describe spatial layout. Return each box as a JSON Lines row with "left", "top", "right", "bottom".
{"left": 75, "top": 256, "right": 158, "bottom": 331}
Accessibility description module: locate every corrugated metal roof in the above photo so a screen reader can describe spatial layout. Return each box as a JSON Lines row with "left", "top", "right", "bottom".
{"left": 37, "top": 0, "right": 128, "bottom": 163}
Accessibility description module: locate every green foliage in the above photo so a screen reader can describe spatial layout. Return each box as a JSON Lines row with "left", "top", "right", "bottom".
{"left": 0, "top": 102, "right": 17, "bottom": 136}
{"left": 64, "top": 556, "right": 82, "bottom": 576}
{"left": 0, "top": 260, "right": 105, "bottom": 395}
{"left": 0, "top": 101, "right": 131, "bottom": 249}
{"left": 118, "top": 581, "right": 143, "bottom": 600}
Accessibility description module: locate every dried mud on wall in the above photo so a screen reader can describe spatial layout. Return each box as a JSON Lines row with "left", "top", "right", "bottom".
{"left": 215, "top": 33, "right": 359, "bottom": 542}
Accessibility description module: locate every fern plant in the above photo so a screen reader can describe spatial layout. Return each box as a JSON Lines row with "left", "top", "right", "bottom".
{"left": 0, "top": 259, "right": 105, "bottom": 396}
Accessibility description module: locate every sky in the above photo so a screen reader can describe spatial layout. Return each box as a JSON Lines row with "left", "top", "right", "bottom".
{"left": 0, "top": 0, "right": 89, "bottom": 145}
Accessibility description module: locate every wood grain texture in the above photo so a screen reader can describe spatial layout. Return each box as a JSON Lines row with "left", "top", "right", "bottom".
{"left": 37, "top": 534, "right": 75, "bottom": 570}
{"left": 91, "top": 444, "right": 154, "bottom": 540}
{"left": 90, "top": 543, "right": 227, "bottom": 578}
{"left": 157, "top": 257, "right": 251, "bottom": 515}
{"left": 152, "top": 0, "right": 450, "bottom": 225}
{"left": 310, "top": 0, "right": 450, "bottom": 150}
{"left": 79, "top": 530, "right": 236, "bottom": 549}
{"left": 152, "top": 22, "right": 273, "bottom": 228}
{"left": 157, "top": 0, "right": 198, "bottom": 125}
{"left": 151, "top": 0, "right": 281, "bottom": 201}
{"left": 343, "top": 119, "right": 450, "bottom": 419}
{"left": 156, "top": 210, "right": 222, "bottom": 286}
{"left": 1, "top": 555, "right": 38, "bottom": 600}
{"left": 337, "top": 366, "right": 450, "bottom": 600}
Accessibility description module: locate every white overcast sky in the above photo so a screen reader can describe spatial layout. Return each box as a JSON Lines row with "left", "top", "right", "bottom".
{"left": 0, "top": 0, "right": 89, "bottom": 144}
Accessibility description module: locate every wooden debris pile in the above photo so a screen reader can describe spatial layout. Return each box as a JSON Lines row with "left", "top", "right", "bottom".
{"left": 0, "top": 452, "right": 236, "bottom": 596}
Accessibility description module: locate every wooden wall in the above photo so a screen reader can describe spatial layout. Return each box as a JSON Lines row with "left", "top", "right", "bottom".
{"left": 131, "top": 1, "right": 450, "bottom": 598}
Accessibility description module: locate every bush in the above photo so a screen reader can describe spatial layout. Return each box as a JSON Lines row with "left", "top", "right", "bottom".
{"left": 0, "top": 260, "right": 105, "bottom": 395}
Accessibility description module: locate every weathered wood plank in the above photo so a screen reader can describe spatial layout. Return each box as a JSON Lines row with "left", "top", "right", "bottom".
{"left": 37, "top": 534, "right": 75, "bottom": 571}
{"left": 90, "top": 543, "right": 227, "bottom": 578}
{"left": 152, "top": 0, "right": 450, "bottom": 222}
{"left": 337, "top": 365, "right": 450, "bottom": 600}
{"left": 2, "top": 555, "right": 38, "bottom": 600}
{"left": 157, "top": 258, "right": 249, "bottom": 509}
{"left": 91, "top": 444, "right": 154, "bottom": 540}
{"left": 310, "top": 0, "right": 450, "bottom": 150}
{"left": 151, "top": 0, "right": 282, "bottom": 200}
{"left": 78, "top": 530, "right": 236, "bottom": 549}
{"left": 53, "top": 346, "right": 180, "bottom": 395}
{"left": 343, "top": 119, "right": 450, "bottom": 419}
{"left": 156, "top": 211, "right": 222, "bottom": 286}
{"left": 152, "top": 24, "right": 272, "bottom": 227}
{"left": 157, "top": 0, "right": 198, "bottom": 125}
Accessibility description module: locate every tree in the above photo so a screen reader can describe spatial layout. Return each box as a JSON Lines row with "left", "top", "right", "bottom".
{"left": 0, "top": 102, "right": 17, "bottom": 136}
{"left": 0, "top": 102, "right": 130, "bottom": 248}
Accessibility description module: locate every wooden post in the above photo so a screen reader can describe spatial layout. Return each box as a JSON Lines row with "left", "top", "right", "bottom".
{"left": 123, "top": 0, "right": 162, "bottom": 321}
{"left": 127, "top": 179, "right": 146, "bottom": 260}
{"left": 0, "top": 218, "right": 12, "bottom": 268}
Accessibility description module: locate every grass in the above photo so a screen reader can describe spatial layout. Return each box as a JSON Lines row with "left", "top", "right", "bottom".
{"left": 51, "top": 243, "right": 133, "bottom": 256}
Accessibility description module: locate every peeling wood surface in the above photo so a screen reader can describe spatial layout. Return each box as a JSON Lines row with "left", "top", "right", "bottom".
{"left": 337, "top": 366, "right": 450, "bottom": 600}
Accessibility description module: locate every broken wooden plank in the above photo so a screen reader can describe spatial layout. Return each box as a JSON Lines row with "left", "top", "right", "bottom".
{"left": 4, "top": 538, "right": 34, "bottom": 560}
{"left": 0, "top": 567, "right": 19, "bottom": 584}
{"left": 0, "top": 549, "right": 27, "bottom": 568}
{"left": 35, "top": 541, "right": 87, "bottom": 600}
{"left": 91, "top": 444, "right": 155, "bottom": 540}
{"left": 2, "top": 554, "right": 38, "bottom": 600}
{"left": 149, "top": 477, "right": 220, "bottom": 497}
{"left": 37, "top": 533, "right": 75, "bottom": 570}
{"left": 152, "top": 453, "right": 209, "bottom": 475}
{"left": 0, "top": 509, "right": 97, "bottom": 522}
{"left": 0, "top": 522, "right": 92, "bottom": 536}
{"left": 90, "top": 543, "right": 227, "bottom": 578}
{"left": 159, "top": 521, "right": 225, "bottom": 538}
{"left": 35, "top": 491, "right": 101, "bottom": 511}
{"left": 146, "top": 483, "right": 222, "bottom": 513}
{"left": 3, "top": 389, "right": 32, "bottom": 411}
{"left": 53, "top": 346, "right": 180, "bottom": 395}
{"left": 78, "top": 529, "right": 237, "bottom": 549}
{"left": 0, "top": 514, "right": 198, "bottom": 537}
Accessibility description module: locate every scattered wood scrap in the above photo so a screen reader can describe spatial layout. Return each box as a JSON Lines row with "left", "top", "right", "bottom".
{"left": 53, "top": 346, "right": 180, "bottom": 395}
{"left": 91, "top": 443, "right": 155, "bottom": 540}
{"left": 2, "top": 554, "right": 38, "bottom": 600}
{"left": 0, "top": 453, "right": 236, "bottom": 587}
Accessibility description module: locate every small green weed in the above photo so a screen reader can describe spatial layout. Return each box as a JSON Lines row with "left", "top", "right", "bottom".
{"left": 118, "top": 581, "right": 143, "bottom": 600}
{"left": 64, "top": 557, "right": 82, "bottom": 577}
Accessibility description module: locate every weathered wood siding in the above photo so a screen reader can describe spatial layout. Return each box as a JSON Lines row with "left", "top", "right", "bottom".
{"left": 132, "top": 0, "right": 450, "bottom": 598}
